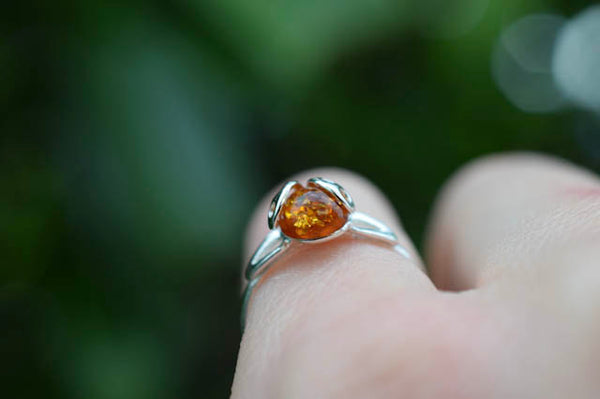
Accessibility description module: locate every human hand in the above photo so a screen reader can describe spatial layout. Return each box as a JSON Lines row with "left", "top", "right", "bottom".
{"left": 232, "top": 153, "right": 600, "bottom": 398}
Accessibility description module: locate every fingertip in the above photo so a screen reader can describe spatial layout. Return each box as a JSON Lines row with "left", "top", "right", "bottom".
{"left": 425, "top": 151, "right": 600, "bottom": 290}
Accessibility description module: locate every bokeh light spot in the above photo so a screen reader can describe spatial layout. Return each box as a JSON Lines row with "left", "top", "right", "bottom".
{"left": 553, "top": 5, "right": 600, "bottom": 111}
{"left": 492, "top": 14, "right": 567, "bottom": 113}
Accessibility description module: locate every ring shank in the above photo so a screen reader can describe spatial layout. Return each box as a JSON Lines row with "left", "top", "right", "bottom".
{"left": 241, "top": 211, "right": 407, "bottom": 329}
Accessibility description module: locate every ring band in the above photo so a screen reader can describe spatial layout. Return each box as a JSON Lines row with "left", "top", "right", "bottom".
{"left": 241, "top": 177, "right": 410, "bottom": 328}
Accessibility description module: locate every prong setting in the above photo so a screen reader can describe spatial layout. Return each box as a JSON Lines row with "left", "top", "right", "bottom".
{"left": 267, "top": 180, "right": 300, "bottom": 230}
{"left": 295, "top": 220, "right": 350, "bottom": 243}
{"left": 242, "top": 177, "right": 408, "bottom": 329}
{"left": 307, "top": 177, "right": 355, "bottom": 211}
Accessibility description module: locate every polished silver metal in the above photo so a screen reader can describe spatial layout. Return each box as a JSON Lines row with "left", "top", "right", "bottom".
{"left": 307, "top": 177, "right": 355, "bottom": 211}
{"left": 241, "top": 177, "right": 410, "bottom": 329}
{"left": 268, "top": 180, "right": 299, "bottom": 230}
{"left": 245, "top": 229, "right": 291, "bottom": 280}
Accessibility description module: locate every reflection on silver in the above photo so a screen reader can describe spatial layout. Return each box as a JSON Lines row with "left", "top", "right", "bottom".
{"left": 308, "top": 177, "right": 355, "bottom": 211}
{"left": 245, "top": 229, "right": 291, "bottom": 280}
{"left": 241, "top": 178, "right": 410, "bottom": 329}
{"left": 267, "top": 180, "right": 299, "bottom": 229}
{"left": 553, "top": 5, "right": 600, "bottom": 111}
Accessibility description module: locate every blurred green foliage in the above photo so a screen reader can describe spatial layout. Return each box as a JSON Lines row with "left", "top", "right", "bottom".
{"left": 2, "top": 0, "right": 598, "bottom": 398}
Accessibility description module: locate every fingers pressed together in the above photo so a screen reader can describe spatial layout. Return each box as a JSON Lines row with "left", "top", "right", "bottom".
{"left": 232, "top": 153, "right": 600, "bottom": 399}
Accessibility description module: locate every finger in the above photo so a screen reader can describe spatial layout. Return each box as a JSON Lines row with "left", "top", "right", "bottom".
{"left": 426, "top": 152, "right": 600, "bottom": 290}
{"left": 232, "top": 168, "right": 434, "bottom": 398}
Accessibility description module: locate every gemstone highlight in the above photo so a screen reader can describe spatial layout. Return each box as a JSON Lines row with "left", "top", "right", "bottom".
{"left": 278, "top": 185, "right": 349, "bottom": 240}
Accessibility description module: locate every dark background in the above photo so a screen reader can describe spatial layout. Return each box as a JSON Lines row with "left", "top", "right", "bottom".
{"left": 2, "top": 1, "right": 599, "bottom": 398}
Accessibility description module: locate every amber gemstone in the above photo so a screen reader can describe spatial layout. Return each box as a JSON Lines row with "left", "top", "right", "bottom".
{"left": 278, "top": 185, "right": 349, "bottom": 240}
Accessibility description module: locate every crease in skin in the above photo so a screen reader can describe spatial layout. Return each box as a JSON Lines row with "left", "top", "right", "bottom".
{"left": 428, "top": 154, "right": 600, "bottom": 289}
{"left": 271, "top": 291, "right": 501, "bottom": 399}
{"left": 236, "top": 158, "right": 600, "bottom": 398}
{"left": 236, "top": 238, "right": 429, "bottom": 398}
{"left": 482, "top": 195, "right": 600, "bottom": 284}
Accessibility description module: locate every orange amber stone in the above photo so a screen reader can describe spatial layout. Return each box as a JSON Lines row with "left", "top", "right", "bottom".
{"left": 278, "top": 185, "right": 349, "bottom": 240}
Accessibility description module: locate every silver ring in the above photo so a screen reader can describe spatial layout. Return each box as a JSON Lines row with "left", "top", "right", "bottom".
{"left": 241, "top": 177, "right": 410, "bottom": 328}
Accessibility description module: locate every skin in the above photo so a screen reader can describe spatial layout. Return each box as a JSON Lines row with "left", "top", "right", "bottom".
{"left": 231, "top": 153, "right": 600, "bottom": 399}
